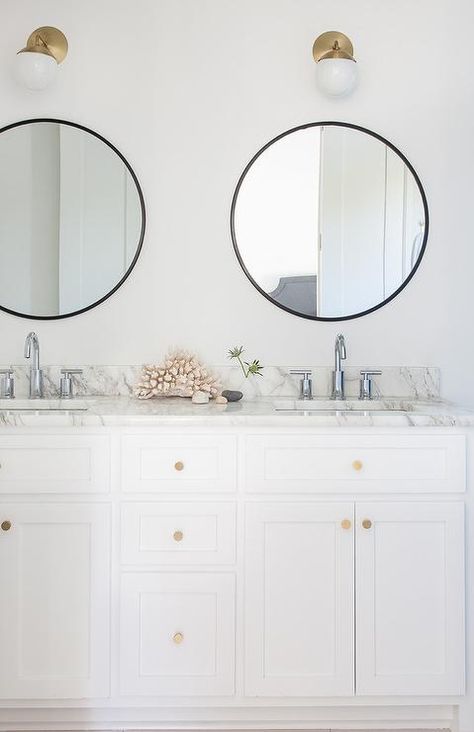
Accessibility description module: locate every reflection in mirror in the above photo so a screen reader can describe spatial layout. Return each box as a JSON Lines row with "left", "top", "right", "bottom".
{"left": 232, "top": 123, "right": 428, "bottom": 320}
{"left": 0, "top": 120, "right": 145, "bottom": 319}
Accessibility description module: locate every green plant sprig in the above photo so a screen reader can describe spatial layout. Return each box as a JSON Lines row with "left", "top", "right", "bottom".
{"left": 227, "top": 346, "right": 264, "bottom": 379}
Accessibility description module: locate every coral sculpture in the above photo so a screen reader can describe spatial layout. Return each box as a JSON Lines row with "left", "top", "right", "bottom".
{"left": 135, "top": 351, "right": 221, "bottom": 400}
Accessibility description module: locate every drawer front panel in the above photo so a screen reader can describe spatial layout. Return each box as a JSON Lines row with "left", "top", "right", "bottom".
{"left": 120, "top": 572, "right": 235, "bottom": 696}
{"left": 121, "top": 502, "right": 236, "bottom": 565}
{"left": 245, "top": 435, "right": 465, "bottom": 493}
{"left": 121, "top": 435, "right": 236, "bottom": 493}
{"left": 0, "top": 435, "right": 110, "bottom": 494}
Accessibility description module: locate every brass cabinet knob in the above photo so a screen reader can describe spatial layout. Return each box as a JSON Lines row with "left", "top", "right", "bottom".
{"left": 173, "top": 632, "right": 184, "bottom": 644}
{"left": 362, "top": 519, "right": 372, "bottom": 529}
{"left": 1, "top": 520, "right": 11, "bottom": 531}
{"left": 352, "top": 459, "right": 363, "bottom": 471}
{"left": 341, "top": 519, "right": 352, "bottom": 530}
{"left": 173, "top": 530, "right": 184, "bottom": 542}
{"left": 174, "top": 461, "right": 184, "bottom": 472}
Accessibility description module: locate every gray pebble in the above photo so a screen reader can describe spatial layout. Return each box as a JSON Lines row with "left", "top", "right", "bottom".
{"left": 222, "top": 390, "right": 243, "bottom": 402}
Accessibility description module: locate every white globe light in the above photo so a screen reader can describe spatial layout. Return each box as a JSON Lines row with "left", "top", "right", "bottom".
{"left": 15, "top": 51, "right": 58, "bottom": 91}
{"left": 316, "top": 57, "right": 358, "bottom": 97}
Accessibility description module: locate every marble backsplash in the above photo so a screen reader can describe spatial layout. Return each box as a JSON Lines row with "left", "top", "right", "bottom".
{"left": 0, "top": 364, "right": 441, "bottom": 401}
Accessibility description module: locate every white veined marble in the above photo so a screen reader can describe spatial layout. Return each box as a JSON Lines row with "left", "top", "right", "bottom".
{"left": 0, "top": 364, "right": 440, "bottom": 400}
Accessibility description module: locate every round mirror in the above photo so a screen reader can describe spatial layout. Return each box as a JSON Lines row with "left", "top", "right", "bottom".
{"left": 0, "top": 118, "right": 145, "bottom": 320}
{"left": 231, "top": 122, "right": 428, "bottom": 321}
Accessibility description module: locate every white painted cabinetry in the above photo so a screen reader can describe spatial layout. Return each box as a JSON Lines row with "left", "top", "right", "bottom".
{"left": 356, "top": 501, "right": 465, "bottom": 695}
{"left": 245, "top": 502, "right": 354, "bottom": 697}
{"left": 245, "top": 499, "right": 465, "bottom": 698}
{"left": 0, "top": 502, "right": 110, "bottom": 699}
{"left": 0, "top": 428, "right": 466, "bottom": 731}
{"left": 120, "top": 572, "right": 235, "bottom": 696}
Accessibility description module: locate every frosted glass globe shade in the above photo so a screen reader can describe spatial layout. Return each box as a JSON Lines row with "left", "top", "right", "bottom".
{"left": 15, "top": 52, "right": 58, "bottom": 90}
{"left": 316, "top": 58, "right": 358, "bottom": 97}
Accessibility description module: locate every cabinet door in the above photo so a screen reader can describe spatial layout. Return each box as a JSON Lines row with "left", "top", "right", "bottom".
{"left": 245, "top": 502, "right": 354, "bottom": 696}
{"left": 0, "top": 503, "right": 110, "bottom": 699}
{"left": 120, "top": 572, "right": 235, "bottom": 696}
{"left": 356, "top": 501, "right": 465, "bottom": 695}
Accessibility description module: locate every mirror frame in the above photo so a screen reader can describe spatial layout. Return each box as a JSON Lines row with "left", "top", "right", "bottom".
{"left": 230, "top": 121, "right": 429, "bottom": 322}
{"left": 0, "top": 117, "right": 146, "bottom": 321}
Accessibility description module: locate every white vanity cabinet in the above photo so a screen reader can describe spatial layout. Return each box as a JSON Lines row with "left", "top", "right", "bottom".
{"left": 0, "top": 502, "right": 110, "bottom": 699}
{"left": 356, "top": 501, "right": 465, "bottom": 696}
{"left": 245, "top": 500, "right": 465, "bottom": 698}
{"left": 245, "top": 502, "right": 355, "bottom": 697}
{"left": 120, "top": 572, "right": 235, "bottom": 696}
{"left": 0, "top": 426, "right": 467, "bottom": 732}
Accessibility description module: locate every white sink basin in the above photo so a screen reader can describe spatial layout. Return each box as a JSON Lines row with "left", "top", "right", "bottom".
{"left": 0, "top": 398, "right": 91, "bottom": 411}
{"left": 273, "top": 399, "right": 409, "bottom": 414}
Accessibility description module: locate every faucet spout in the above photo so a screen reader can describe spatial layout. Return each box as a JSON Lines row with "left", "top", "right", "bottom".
{"left": 332, "top": 334, "right": 347, "bottom": 400}
{"left": 24, "top": 332, "right": 43, "bottom": 398}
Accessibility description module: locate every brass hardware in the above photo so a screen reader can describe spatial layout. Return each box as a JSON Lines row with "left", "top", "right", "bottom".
{"left": 174, "top": 461, "right": 184, "bottom": 472}
{"left": 18, "top": 27, "right": 68, "bottom": 64}
{"left": 173, "top": 530, "right": 184, "bottom": 542}
{"left": 362, "top": 519, "right": 372, "bottom": 530}
{"left": 352, "top": 459, "right": 363, "bottom": 471}
{"left": 173, "top": 632, "right": 184, "bottom": 644}
{"left": 1, "top": 520, "right": 11, "bottom": 531}
{"left": 312, "top": 31, "right": 356, "bottom": 63}
{"left": 341, "top": 519, "right": 352, "bottom": 530}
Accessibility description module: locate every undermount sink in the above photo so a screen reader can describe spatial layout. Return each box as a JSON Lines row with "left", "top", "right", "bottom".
{"left": 273, "top": 399, "right": 409, "bottom": 415}
{"left": 0, "top": 398, "right": 91, "bottom": 411}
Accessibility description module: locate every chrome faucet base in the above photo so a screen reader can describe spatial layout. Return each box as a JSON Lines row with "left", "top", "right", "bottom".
{"left": 331, "top": 371, "right": 345, "bottom": 400}
{"left": 359, "top": 370, "right": 382, "bottom": 400}
{"left": 0, "top": 369, "right": 15, "bottom": 399}
{"left": 29, "top": 370, "right": 44, "bottom": 399}
{"left": 290, "top": 369, "right": 313, "bottom": 400}
{"left": 59, "top": 369, "right": 83, "bottom": 399}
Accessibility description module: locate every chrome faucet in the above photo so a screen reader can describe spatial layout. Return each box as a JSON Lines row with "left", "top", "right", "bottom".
{"left": 332, "top": 334, "right": 346, "bottom": 400}
{"left": 24, "top": 332, "right": 43, "bottom": 399}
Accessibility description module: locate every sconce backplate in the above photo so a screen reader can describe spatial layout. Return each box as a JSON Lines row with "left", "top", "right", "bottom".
{"left": 25, "top": 26, "right": 68, "bottom": 64}
{"left": 312, "top": 31, "right": 353, "bottom": 62}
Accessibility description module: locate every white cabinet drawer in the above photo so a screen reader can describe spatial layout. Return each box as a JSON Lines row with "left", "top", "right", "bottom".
{"left": 121, "top": 502, "right": 236, "bottom": 565}
{"left": 120, "top": 572, "right": 235, "bottom": 696}
{"left": 121, "top": 435, "right": 236, "bottom": 493}
{"left": 0, "top": 435, "right": 110, "bottom": 494}
{"left": 245, "top": 434, "right": 465, "bottom": 493}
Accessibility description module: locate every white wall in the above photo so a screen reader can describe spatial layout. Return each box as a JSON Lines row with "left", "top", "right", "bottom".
{"left": 0, "top": 0, "right": 472, "bottom": 404}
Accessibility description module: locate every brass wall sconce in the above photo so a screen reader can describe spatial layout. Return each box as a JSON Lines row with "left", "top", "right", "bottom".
{"left": 15, "top": 27, "right": 68, "bottom": 90}
{"left": 312, "top": 31, "right": 357, "bottom": 97}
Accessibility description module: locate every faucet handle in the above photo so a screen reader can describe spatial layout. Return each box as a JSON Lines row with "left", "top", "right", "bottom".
{"left": 59, "top": 369, "right": 83, "bottom": 399}
{"left": 290, "top": 369, "right": 313, "bottom": 400}
{"left": 359, "top": 370, "right": 382, "bottom": 400}
{"left": 0, "top": 369, "right": 15, "bottom": 399}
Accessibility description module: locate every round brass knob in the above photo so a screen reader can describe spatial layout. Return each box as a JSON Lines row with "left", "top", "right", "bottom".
{"left": 173, "top": 530, "right": 184, "bottom": 542}
{"left": 352, "top": 459, "right": 363, "bottom": 471}
{"left": 173, "top": 632, "right": 184, "bottom": 644}
{"left": 174, "top": 461, "right": 184, "bottom": 472}
{"left": 341, "top": 519, "right": 352, "bottom": 530}
{"left": 1, "top": 520, "right": 11, "bottom": 531}
{"left": 362, "top": 519, "right": 372, "bottom": 530}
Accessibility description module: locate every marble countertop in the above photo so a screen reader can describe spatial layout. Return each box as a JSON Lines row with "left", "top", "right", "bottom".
{"left": 0, "top": 396, "right": 473, "bottom": 428}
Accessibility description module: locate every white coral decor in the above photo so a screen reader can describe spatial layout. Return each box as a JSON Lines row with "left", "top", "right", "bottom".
{"left": 135, "top": 351, "right": 221, "bottom": 400}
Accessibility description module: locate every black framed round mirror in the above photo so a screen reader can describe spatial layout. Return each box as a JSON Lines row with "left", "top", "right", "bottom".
{"left": 231, "top": 122, "right": 429, "bottom": 321}
{"left": 0, "top": 118, "right": 145, "bottom": 320}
